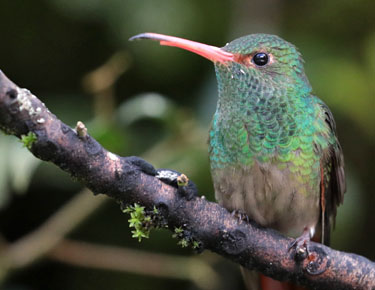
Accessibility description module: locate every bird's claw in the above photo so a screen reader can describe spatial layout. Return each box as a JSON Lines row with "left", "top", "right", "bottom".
{"left": 231, "top": 209, "right": 250, "bottom": 223}
{"left": 288, "top": 228, "right": 312, "bottom": 260}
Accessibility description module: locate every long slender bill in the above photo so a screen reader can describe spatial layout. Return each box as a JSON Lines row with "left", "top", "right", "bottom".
{"left": 129, "top": 32, "right": 234, "bottom": 63}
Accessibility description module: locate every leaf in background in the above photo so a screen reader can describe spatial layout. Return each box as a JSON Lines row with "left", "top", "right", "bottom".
{"left": 0, "top": 135, "right": 41, "bottom": 209}
{"left": 115, "top": 93, "right": 178, "bottom": 155}
{"left": 8, "top": 138, "right": 41, "bottom": 194}
{"left": 116, "top": 93, "right": 175, "bottom": 126}
{"left": 0, "top": 136, "right": 10, "bottom": 208}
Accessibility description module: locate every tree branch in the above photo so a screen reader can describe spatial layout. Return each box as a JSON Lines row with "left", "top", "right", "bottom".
{"left": 0, "top": 70, "right": 373, "bottom": 289}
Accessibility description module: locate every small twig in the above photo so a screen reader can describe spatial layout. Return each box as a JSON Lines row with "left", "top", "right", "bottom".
{"left": 82, "top": 51, "right": 130, "bottom": 121}
{"left": 49, "top": 239, "right": 220, "bottom": 290}
{"left": 0, "top": 189, "right": 106, "bottom": 275}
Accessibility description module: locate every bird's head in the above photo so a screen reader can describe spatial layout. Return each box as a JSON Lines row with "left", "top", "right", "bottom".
{"left": 130, "top": 33, "right": 312, "bottom": 99}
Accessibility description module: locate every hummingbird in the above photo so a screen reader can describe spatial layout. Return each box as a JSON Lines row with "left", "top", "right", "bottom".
{"left": 130, "top": 32, "right": 346, "bottom": 290}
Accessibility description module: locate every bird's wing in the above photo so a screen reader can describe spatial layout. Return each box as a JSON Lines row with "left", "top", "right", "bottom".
{"left": 319, "top": 101, "right": 346, "bottom": 245}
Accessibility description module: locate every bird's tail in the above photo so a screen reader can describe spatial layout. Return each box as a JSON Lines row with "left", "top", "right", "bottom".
{"left": 241, "top": 267, "right": 307, "bottom": 290}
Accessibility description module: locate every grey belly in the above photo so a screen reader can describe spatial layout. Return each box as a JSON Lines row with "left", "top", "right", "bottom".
{"left": 212, "top": 162, "right": 320, "bottom": 237}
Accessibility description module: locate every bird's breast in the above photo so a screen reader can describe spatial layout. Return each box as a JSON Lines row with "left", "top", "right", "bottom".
{"left": 211, "top": 163, "right": 320, "bottom": 237}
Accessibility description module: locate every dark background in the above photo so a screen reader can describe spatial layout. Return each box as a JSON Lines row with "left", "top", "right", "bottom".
{"left": 0, "top": 0, "right": 374, "bottom": 289}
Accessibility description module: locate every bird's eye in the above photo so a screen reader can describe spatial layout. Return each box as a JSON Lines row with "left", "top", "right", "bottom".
{"left": 252, "top": 53, "right": 269, "bottom": 66}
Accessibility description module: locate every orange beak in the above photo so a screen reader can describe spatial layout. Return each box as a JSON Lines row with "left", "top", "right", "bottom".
{"left": 129, "top": 32, "right": 235, "bottom": 63}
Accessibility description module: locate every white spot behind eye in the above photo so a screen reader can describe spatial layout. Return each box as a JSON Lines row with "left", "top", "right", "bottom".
{"left": 268, "top": 53, "right": 275, "bottom": 64}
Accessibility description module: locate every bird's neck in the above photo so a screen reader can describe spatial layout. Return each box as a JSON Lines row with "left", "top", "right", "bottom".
{"left": 215, "top": 86, "right": 303, "bottom": 126}
{"left": 214, "top": 67, "right": 312, "bottom": 126}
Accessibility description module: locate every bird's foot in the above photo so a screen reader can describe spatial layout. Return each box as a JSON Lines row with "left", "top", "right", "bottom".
{"left": 231, "top": 209, "right": 250, "bottom": 223}
{"left": 288, "top": 227, "right": 330, "bottom": 276}
{"left": 156, "top": 169, "right": 198, "bottom": 200}
{"left": 288, "top": 227, "right": 313, "bottom": 260}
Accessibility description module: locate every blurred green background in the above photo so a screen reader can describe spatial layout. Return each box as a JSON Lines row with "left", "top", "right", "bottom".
{"left": 0, "top": 0, "right": 374, "bottom": 289}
